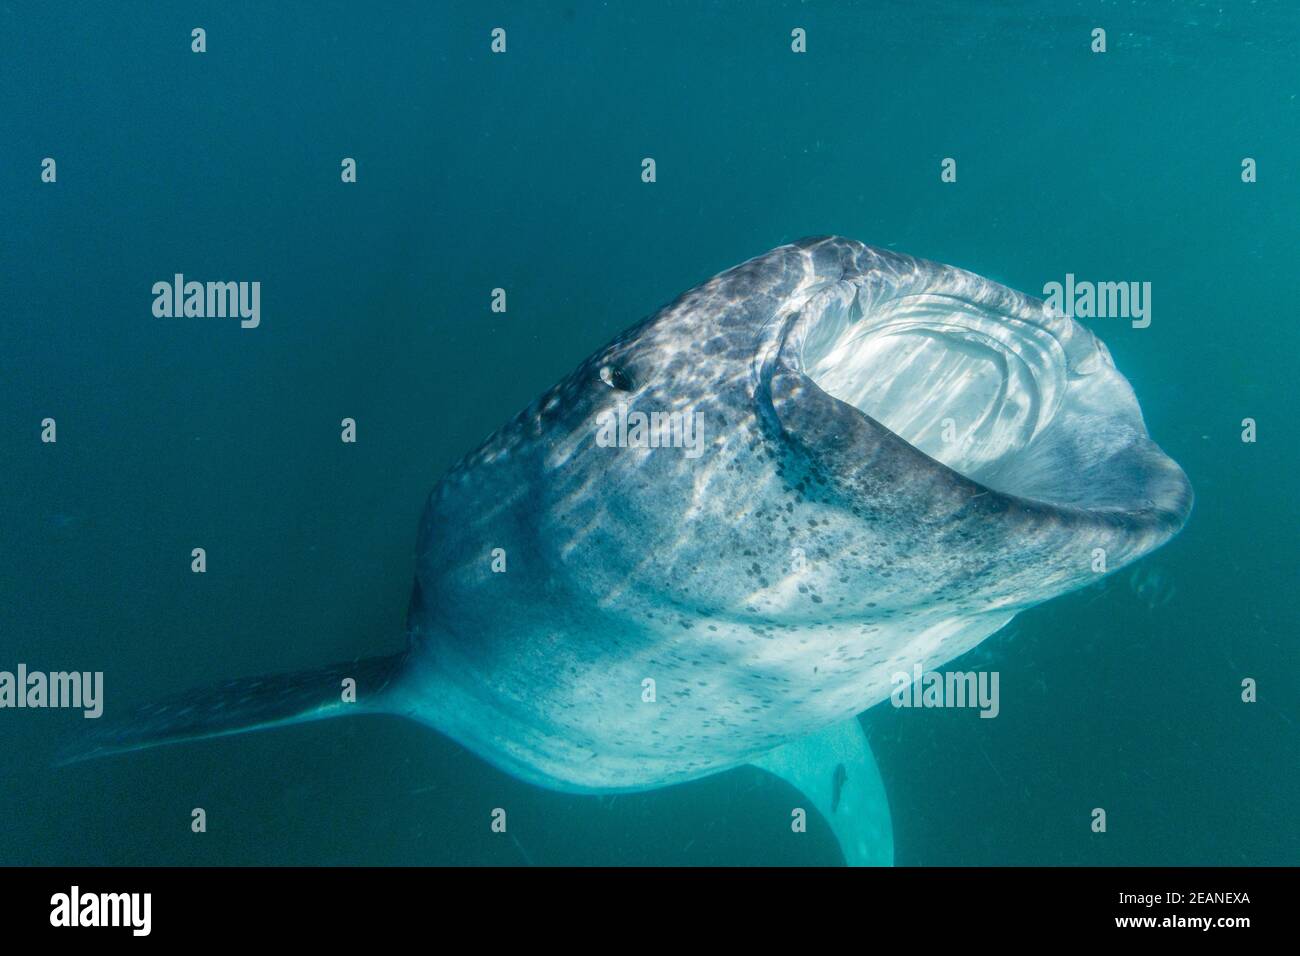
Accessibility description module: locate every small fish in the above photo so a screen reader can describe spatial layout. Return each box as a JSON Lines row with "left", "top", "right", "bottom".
{"left": 831, "top": 763, "right": 848, "bottom": 814}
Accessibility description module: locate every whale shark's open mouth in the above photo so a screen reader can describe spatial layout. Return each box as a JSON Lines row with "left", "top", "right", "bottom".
{"left": 803, "top": 292, "right": 1068, "bottom": 494}
{"left": 783, "top": 270, "right": 1191, "bottom": 523}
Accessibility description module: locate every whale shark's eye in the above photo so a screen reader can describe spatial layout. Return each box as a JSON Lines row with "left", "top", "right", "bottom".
{"left": 599, "top": 365, "right": 634, "bottom": 391}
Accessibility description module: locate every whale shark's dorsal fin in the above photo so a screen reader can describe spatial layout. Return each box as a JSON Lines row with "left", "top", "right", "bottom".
{"left": 750, "top": 716, "right": 893, "bottom": 866}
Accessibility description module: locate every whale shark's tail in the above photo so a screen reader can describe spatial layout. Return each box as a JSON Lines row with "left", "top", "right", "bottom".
{"left": 56, "top": 654, "right": 406, "bottom": 765}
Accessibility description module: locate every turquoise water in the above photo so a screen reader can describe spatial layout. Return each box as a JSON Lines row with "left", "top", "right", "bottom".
{"left": 2, "top": 1, "right": 1296, "bottom": 865}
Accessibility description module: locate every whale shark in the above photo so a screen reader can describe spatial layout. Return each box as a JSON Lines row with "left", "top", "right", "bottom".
{"left": 65, "top": 237, "right": 1193, "bottom": 865}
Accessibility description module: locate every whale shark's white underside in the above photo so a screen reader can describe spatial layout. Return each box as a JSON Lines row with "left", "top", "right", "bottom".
{"left": 67, "top": 238, "right": 1192, "bottom": 866}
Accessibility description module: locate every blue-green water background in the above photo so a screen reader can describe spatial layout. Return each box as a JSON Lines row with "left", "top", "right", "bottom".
{"left": 2, "top": 1, "right": 1296, "bottom": 865}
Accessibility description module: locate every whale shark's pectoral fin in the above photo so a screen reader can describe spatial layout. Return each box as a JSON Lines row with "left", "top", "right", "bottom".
{"left": 56, "top": 654, "right": 406, "bottom": 765}
{"left": 751, "top": 715, "right": 893, "bottom": 866}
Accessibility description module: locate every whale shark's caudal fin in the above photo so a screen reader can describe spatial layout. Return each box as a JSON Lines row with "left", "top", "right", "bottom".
{"left": 56, "top": 654, "right": 406, "bottom": 766}
{"left": 751, "top": 715, "right": 894, "bottom": 866}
